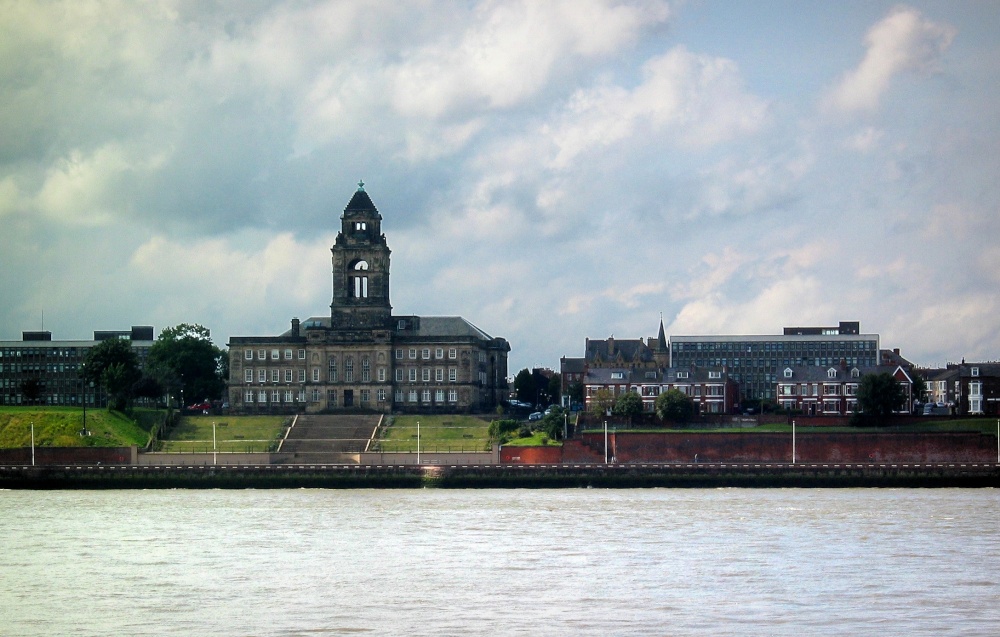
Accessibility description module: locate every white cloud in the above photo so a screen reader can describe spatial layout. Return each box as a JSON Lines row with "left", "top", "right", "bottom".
{"left": 844, "top": 126, "right": 885, "bottom": 152}
{"left": 826, "top": 6, "right": 956, "bottom": 113}
{"left": 388, "top": 0, "right": 669, "bottom": 119}
{"left": 546, "top": 46, "right": 769, "bottom": 169}
{"left": 128, "top": 232, "right": 333, "bottom": 329}
{"left": 34, "top": 146, "right": 132, "bottom": 225}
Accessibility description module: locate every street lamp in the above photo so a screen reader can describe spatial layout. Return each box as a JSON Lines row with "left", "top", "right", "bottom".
{"left": 792, "top": 419, "right": 796, "bottom": 465}
{"left": 604, "top": 418, "right": 608, "bottom": 464}
{"left": 30, "top": 421, "right": 35, "bottom": 467}
{"left": 417, "top": 419, "right": 421, "bottom": 465}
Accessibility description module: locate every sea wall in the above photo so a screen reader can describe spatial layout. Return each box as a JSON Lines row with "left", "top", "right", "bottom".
{"left": 1, "top": 462, "right": 997, "bottom": 489}
{"left": 0, "top": 446, "right": 136, "bottom": 466}
{"left": 558, "top": 431, "right": 998, "bottom": 464}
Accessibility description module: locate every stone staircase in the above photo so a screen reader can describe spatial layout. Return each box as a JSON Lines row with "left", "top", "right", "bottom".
{"left": 275, "top": 414, "right": 382, "bottom": 462}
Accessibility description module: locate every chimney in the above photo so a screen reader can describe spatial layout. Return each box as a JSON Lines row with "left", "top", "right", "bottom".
{"left": 291, "top": 317, "right": 300, "bottom": 337}
{"left": 608, "top": 335, "right": 615, "bottom": 356}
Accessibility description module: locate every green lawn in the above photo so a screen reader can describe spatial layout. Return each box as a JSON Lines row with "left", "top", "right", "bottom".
{"left": 373, "top": 414, "right": 492, "bottom": 452}
{"left": 0, "top": 406, "right": 160, "bottom": 448}
{"left": 156, "top": 414, "right": 288, "bottom": 453}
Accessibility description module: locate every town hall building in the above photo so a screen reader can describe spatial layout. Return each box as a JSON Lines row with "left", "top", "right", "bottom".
{"left": 227, "top": 183, "right": 510, "bottom": 414}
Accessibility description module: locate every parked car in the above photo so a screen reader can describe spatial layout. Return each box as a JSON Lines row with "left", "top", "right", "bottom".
{"left": 922, "top": 403, "right": 950, "bottom": 416}
{"left": 187, "top": 401, "right": 212, "bottom": 412}
{"left": 528, "top": 412, "right": 544, "bottom": 421}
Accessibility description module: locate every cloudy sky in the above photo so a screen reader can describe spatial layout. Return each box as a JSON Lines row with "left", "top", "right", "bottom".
{"left": 2, "top": 0, "right": 998, "bottom": 374}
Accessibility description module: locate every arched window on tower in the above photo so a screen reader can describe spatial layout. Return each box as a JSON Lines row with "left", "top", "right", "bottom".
{"left": 350, "top": 260, "right": 369, "bottom": 298}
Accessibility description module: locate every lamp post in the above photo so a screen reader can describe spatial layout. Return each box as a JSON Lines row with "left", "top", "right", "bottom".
{"left": 213, "top": 421, "right": 217, "bottom": 465}
{"left": 792, "top": 419, "right": 796, "bottom": 465}
{"left": 417, "top": 419, "right": 421, "bottom": 465}
{"left": 81, "top": 380, "right": 93, "bottom": 436}
{"left": 604, "top": 419, "right": 609, "bottom": 464}
{"left": 30, "top": 421, "right": 35, "bottom": 467}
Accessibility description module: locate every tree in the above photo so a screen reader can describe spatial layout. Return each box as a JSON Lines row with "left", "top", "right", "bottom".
{"left": 613, "top": 391, "right": 643, "bottom": 421}
{"left": 547, "top": 373, "right": 562, "bottom": 406}
{"left": 856, "top": 372, "right": 906, "bottom": 424}
{"left": 588, "top": 388, "right": 615, "bottom": 417}
{"left": 513, "top": 368, "right": 536, "bottom": 405}
{"left": 20, "top": 377, "right": 43, "bottom": 404}
{"left": 567, "top": 382, "right": 584, "bottom": 406}
{"left": 84, "top": 338, "right": 142, "bottom": 411}
{"left": 655, "top": 389, "right": 694, "bottom": 423}
{"left": 911, "top": 374, "right": 928, "bottom": 405}
{"left": 538, "top": 405, "right": 566, "bottom": 441}
{"left": 148, "top": 323, "right": 226, "bottom": 406}
{"left": 132, "top": 374, "right": 166, "bottom": 404}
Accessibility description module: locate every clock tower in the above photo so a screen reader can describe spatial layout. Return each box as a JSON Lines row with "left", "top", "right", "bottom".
{"left": 330, "top": 181, "right": 392, "bottom": 330}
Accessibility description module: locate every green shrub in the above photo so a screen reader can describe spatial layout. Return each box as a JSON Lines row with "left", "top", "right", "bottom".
{"left": 488, "top": 418, "right": 519, "bottom": 441}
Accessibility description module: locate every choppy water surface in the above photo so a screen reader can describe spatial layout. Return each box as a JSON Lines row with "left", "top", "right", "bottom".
{"left": 1, "top": 488, "right": 998, "bottom": 636}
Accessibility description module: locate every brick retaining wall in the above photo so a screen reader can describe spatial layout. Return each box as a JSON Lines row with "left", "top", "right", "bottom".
{"left": 0, "top": 447, "right": 136, "bottom": 466}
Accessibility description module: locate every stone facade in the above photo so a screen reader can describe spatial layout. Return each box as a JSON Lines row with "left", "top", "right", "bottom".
{"left": 227, "top": 185, "right": 509, "bottom": 414}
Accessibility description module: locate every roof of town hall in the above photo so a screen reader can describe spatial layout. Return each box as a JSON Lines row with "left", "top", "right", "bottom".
{"left": 290, "top": 316, "right": 501, "bottom": 341}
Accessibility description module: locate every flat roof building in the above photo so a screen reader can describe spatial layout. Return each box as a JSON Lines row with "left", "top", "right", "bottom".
{"left": 0, "top": 327, "right": 155, "bottom": 407}
{"left": 669, "top": 322, "right": 880, "bottom": 401}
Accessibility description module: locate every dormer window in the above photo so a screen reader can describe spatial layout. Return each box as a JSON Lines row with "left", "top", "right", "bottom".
{"left": 827, "top": 368, "right": 837, "bottom": 379}
{"left": 611, "top": 372, "right": 624, "bottom": 380}
{"left": 851, "top": 368, "right": 860, "bottom": 378}
{"left": 708, "top": 371, "right": 721, "bottom": 379}
{"left": 971, "top": 367, "right": 980, "bottom": 377}
{"left": 676, "top": 371, "right": 689, "bottom": 379}
{"left": 783, "top": 368, "right": 793, "bottom": 379}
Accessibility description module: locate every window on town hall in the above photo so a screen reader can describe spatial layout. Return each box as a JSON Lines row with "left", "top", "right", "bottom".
{"left": 350, "top": 261, "right": 369, "bottom": 298}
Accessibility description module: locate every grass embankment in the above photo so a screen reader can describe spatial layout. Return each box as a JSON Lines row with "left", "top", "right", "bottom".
{"left": 373, "top": 414, "right": 492, "bottom": 453}
{"left": 156, "top": 414, "right": 287, "bottom": 453}
{"left": 0, "top": 407, "right": 162, "bottom": 448}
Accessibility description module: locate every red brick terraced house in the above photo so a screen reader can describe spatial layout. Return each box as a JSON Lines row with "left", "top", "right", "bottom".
{"left": 775, "top": 363, "right": 915, "bottom": 416}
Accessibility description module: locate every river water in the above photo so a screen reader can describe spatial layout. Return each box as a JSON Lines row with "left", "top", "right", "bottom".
{"left": 1, "top": 488, "right": 998, "bottom": 636}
